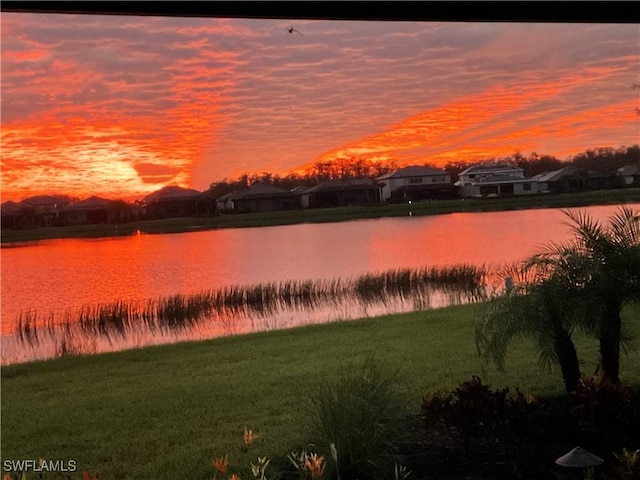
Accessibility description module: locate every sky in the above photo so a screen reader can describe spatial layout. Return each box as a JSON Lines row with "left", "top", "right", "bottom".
{"left": 1, "top": 13, "right": 638, "bottom": 202}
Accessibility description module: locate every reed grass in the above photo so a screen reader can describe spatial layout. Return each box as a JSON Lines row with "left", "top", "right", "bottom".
{"left": 11, "top": 264, "right": 488, "bottom": 360}
{"left": 16, "top": 310, "right": 40, "bottom": 346}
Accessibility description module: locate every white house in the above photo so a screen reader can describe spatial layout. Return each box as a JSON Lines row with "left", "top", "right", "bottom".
{"left": 455, "top": 163, "right": 543, "bottom": 198}
{"left": 377, "top": 166, "right": 453, "bottom": 202}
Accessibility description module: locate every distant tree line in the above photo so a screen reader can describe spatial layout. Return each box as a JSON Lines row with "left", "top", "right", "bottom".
{"left": 205, "top": 156, "right": 400, "bottom": 199}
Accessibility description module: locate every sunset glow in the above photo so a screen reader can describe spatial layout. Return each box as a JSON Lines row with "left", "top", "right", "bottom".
{"left": 1, "top": 14, "right": 638, "bottom": 201}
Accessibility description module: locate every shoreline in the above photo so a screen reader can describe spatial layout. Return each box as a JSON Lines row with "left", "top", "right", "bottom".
{"left": 2, "top": 187, "right": 640, "bottom": 244}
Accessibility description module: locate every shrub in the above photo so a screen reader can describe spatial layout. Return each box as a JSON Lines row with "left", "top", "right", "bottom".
{"left": 570, "top": 372, "right": 638, "bottom": 452}
{"left": 613, "top": 448, "right": 640, "bottom": 480}
{"left": 422, "top": 376, "right": 539, "bottom": 459}
{"left": 306, "top": 355, "right": 406, "bottom": 480}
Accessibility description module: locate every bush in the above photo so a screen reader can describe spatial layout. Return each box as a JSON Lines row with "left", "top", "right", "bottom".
{"left": 570, "top": 373, "right": 638, "bottom": 453}
{"left": 422, "top": 376, "right": 539, "bottom": 460}
{"left": 306, "top": 355, "right": 407, "bottom": 480}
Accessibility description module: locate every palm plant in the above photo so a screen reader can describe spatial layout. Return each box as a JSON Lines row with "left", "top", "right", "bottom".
{"left": 476, "top": 263, "right": 586, "bottom": 394}
{"left": 532, "top": 206, "right": 640, "bottom": 384}
{"left": 476, "top": 206, "right": 640, "bottom": 392}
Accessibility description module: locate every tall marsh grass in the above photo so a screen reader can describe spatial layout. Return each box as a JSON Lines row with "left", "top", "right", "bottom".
{"left": 10, "top": 264, "right": 488, "bottom": 360}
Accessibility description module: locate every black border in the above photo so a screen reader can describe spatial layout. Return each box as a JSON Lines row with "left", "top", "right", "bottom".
{"left": 1, "top": 1, "right": 638, "bottom": 23}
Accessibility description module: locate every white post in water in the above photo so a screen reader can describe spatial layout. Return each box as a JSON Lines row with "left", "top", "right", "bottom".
{"left": 504, "top": 276, "right": 514, "bottom": 292}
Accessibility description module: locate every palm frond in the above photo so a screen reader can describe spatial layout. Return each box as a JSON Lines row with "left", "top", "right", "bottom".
{"left": 562, "top": 208, "right": 605, "bottom": 247}
{"left": 536, "top": 335, "right": 559, "bottom": 371}
{"left": 608, "top": 206, "right": 640, "bottom": 246}
{"left": 475, "top": 293, "right": 535, "bottom": 370}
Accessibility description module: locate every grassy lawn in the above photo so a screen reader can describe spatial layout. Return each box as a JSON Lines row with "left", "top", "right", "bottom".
{"left": 2, "top": 302, "right": 639, "bottom": 479}
{"left": 2, "top": 188, "right": 639, "bottom": 243}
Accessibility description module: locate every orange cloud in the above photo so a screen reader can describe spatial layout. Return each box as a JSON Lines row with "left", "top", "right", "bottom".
{"left": 308, "top": 65, "right": 638, "bottom": 170}
{"left": 1, "top": 15, "right": 240, "bottom": 202}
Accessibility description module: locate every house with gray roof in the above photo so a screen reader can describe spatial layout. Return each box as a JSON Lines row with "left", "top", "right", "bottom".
{"left": 377, "top": 166, "right": 454, "bottom": 202}
{"left": 143, "top": 185, "right": 203, "bottom": 218}
{"left": 455, "top": 163, "right": 543, "bottom": 198}
{"left": 299, "top": 179, "right": 380, "bottom": 209}
{"left": 60, "top": 196, "right": 130, "bottom": 225}
{"left": 11, "top": 194, "right": 75, "bottom": 226}
{"left": 531, "top": 166, "right": 587, "bottom": 193}
{"left": 217, "top": 183, "right": 299, "bottom": 213}
{"left": 1, "top": 200, "right": 24, "bottom": 229}
{"left": 531, "top": 165, "right": 620, "bottom": 193}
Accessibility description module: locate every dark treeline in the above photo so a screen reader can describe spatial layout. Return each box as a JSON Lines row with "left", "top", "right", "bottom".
{"left": 206, "top": 156, "right": 401, "bottom": 199}
{"left": 205, "top": 145, "right": 640, "bottom": 198}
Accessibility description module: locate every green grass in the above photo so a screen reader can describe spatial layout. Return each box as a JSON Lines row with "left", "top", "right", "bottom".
{"left": 2, "top": 302, "right": 639, "bottom": 479}
{"left": 3, "top": 188, "right": 639, "bottom": 243}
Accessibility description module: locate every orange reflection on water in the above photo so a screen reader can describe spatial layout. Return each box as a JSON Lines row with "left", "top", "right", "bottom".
{"left": 2, "top": 204, "right": 638, "bottom": 364}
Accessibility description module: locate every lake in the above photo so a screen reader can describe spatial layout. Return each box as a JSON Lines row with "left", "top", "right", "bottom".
{"left": 1, "top": 203, "right": 637, "bottom": 363}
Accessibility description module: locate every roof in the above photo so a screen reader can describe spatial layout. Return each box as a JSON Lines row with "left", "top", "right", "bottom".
{"left": 1, "top": 201, "right": 22, "bottom": 215}
{"left": 228, "top": 182, "right": 295, "bottom": 200}
{"left": 454, "top": 175, "right": 534, "bottom": 187}
{"left": 301, "top": 178, "right": 378, "bottom": 194}
{"left": 377, "top": 165, "right": 447, "bottom": 180}
{"left": 459, "top": 163, "right": 523, "bottom": 176}
{"left": 65, "top": 196, "right": 115, "bottom": 211}
{"left": 144, "top": 186, "right": 202, "bottom": 203}
{"left": 216, "top": 192, "right": 235, "bottom": 202}
{"left": 20, "top": 195, "right": 74, "bottom": 207}
{"left": 617, "top": 163, "right": 640, "bottom": 176}
{"left": 531, "top": 166, "right": 581, "bottom": 182}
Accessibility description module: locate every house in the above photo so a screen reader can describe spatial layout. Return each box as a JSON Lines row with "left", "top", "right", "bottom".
{"left": 616, "top": 163, "right": 640, "bottom": 187}
{"left": 533, "top": 165, "right": 589, "bottom": 193}
{"left": 20, "top": 194, "right": 74, "bottom": 213}
{"left": 143, "top": 185, "right": 203, "bottom": 218}
{"left": 218, "top": 183, "right": 299, "bottom": 213}
{"left": 455, "top": 163, "right": 543, "bottom": 198}
{"left": 300, "top": 179, "right": 380, "bottom": 208}
{"left": 457, "top": 163, "right": 524, "bottom": 184}
{"left": 60, "top": 196, "right": 130, "bottom": 225}
{"left": 587, "top": 170, "right": 618, "bottom": 191}
{"left": 377, "top": 166, "right": 454, "bottom": 203}
{"left": 1, "top": 201, "right": 23, "bottom": 229}
{"left": 532, "top": 165, "right": 617, "bottom": 194}
{"left": 14, "top": 195, "right": 74, "bottom": 226}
